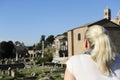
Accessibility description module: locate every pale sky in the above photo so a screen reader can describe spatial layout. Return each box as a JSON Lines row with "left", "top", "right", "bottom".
{"left": 0, "top": 0, "right": 120, "bottom": 46}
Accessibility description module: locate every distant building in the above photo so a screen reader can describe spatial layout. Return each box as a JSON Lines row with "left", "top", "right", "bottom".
{"left": 27, "top": 46, "right": 42, "bottom": 58}
{"left": 111, "top": 11, "right": 120, "bottom": 25}
{"left": 53, "top": 34, "right": 68, "bottom": 57}
{"left": 104, "top": 8, "right": 120, "bottom": 25}
{"left": 67, "top": 8, "right": 120, "bottom": 57}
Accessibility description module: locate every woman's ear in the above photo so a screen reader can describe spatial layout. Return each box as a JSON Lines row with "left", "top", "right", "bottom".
{"left": 84, "top": 39, "right": 90, "bottom": 51}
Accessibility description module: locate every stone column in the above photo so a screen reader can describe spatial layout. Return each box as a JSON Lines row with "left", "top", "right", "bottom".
{"left": 8, "top": 67, "right": 11, "bottom": 76}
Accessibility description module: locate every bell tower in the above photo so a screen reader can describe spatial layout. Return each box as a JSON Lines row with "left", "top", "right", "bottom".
{"left": 104, "top": 8, "right": 111, "bottom": 20}
{"left": 116, "top": 11, "right": 120, "bottom": 25}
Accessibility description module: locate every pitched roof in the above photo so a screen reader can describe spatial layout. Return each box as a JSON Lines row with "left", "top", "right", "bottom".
{"left": 88, "top": 19, "right": 120, "bottom": 27}
{"left": 68, "top": 18, "right": 120, "bottom": 31}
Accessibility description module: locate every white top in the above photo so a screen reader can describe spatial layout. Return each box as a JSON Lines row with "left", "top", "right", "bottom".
{"left": 66, "top": 54, "right": 120, "bottom": 80}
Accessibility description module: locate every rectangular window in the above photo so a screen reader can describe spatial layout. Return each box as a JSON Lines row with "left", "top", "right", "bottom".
{"left": 78, "top": 33, "right": 81, "bottom": 40}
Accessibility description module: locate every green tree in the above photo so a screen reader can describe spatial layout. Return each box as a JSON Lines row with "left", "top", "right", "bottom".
{"left": 62, "top": 32, "right": 67, "bottom": 36}
{"left": 0, "top": 41, "right": 15, "bottom": 59}
{"left": 15, "top": 41, "right": 28, "bottom": 57}
{"left": 46, "top": 35, "right": 54, "bottom": 46}
{"left": 34, "top": 35, "right": 54, "bottom": 51}
{"left": 33, "top": 42, "right": 42, "bottom": 50}
{"left": 44, "top": 45, "right": 55, "bottom": 61}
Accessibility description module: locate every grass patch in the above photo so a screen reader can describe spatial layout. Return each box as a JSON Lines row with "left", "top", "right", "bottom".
{"left": 0, "top": 66, "right": 65, "bottom": 80}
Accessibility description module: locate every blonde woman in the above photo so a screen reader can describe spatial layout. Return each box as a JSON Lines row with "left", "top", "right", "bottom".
{"left": 64, "top": 25, "right": 120, "bottom": 80}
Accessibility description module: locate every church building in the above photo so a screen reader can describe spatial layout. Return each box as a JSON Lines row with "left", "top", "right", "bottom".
{"left": 67, "top": 8, "right": 120, "bottom": 57}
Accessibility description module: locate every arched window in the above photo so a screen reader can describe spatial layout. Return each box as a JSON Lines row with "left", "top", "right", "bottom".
{"left": 78, "top": 33, "right": 81, "bottom": 40}
{"left": 105, "top": 12, "right": 107, "bottom": 15}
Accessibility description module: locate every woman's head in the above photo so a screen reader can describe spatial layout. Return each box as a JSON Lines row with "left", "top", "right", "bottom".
{"left": 85, "top": 25, "right": 108, "bottom": 47}
{"left": 85, "top": 25, "right": 116, "bottom": 76}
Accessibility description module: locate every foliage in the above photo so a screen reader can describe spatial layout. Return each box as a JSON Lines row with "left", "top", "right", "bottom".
{"left": 0, "top": 41, "right": 15, "bottom": 59}
{"left": 34, "top": 57, "right": 48, "bottom": 64}
{"left": 33, "top": 42, "right": 42, "bottom": 51}
{"left": 44, "top": 45, "right": 55, "bottom": 61}
{"left": 33, "top": 35, "right": 54, "bottom": 51}
{"left": 45, "top": 35, "right": 54, "bottom": 45}
{"left": 34, "top": 45, "right": 55, "bottom": 64}
{"left": 15, "top": 41, "right": 28, "bottom": 57}
{"left": 50, "top": 74, "right": 63, "bottom": 80}
{"left": 0, "top": 66, "right": 65, "bottom": 80}
{"left": 62, "top": 32, "right": 67, "bottom": 36}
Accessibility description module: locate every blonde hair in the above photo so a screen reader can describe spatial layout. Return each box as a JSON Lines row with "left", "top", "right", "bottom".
{"left": 85, "top": 25, "right": 116, "bottom": 76}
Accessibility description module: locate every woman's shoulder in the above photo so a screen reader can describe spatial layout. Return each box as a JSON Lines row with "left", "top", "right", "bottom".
{"left": 69, "top": 53, "right": 88, "bottom": 58}
{"left": 68, "top": 54, "right": 91, "bottom": 62}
